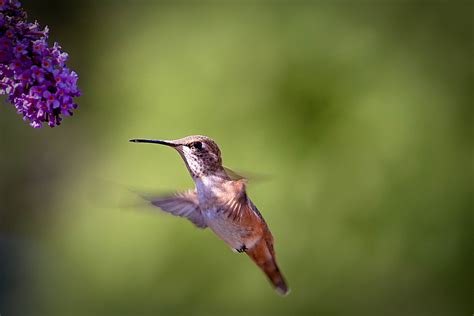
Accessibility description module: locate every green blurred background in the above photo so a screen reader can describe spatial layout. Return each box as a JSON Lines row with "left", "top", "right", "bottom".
{"left": 0, "top": 1, "right": 472, "bottom": 315}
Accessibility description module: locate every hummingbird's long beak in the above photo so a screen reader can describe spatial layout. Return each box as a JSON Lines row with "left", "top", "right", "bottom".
{"left": 129, "top": 139, "right": 178, "bottom": 147}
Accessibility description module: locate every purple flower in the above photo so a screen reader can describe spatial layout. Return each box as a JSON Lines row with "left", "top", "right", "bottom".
{"left": 40, "top": 56, "right": 53, "bottom": 71}
{"left": 43, "top": 90, "right": 59, "bottom": 109}
{"left": 0, "top": 0, "right": 80, "bottom": 128}
{"left": 30, "top": 65, "right": 44, "bottom": 82}
{"left": 32, "top": 39, "right": 46, "bottom": 54}
{"left": 13, "top": 40, "right": 26, "bottom": 57}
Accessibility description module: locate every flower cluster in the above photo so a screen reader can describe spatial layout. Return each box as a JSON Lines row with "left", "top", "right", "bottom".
{"left": 0, "top": 0, "right": 80, "bottom": 128}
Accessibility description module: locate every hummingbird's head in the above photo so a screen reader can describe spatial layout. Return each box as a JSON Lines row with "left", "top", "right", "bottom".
{"left": 129, "top": 135, "right": 224, "bottom": 178}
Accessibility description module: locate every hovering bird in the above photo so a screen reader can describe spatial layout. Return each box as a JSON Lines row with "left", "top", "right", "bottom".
{"left": 129, "top": 135, "right": 289, "bottom": 295}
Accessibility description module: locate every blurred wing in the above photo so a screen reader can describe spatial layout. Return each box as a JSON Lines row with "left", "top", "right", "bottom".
{"left": 224, "top": 166, "right": 247, "bottom": 181}
{"left": 147, "top": 190, "right": 207, "bottom": 228}
{"left": 224, "top": 166, "right": 271, "bottom": 182}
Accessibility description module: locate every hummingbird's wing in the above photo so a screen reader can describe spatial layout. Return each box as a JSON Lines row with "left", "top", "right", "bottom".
{"left": 223, "top": 167, "right": 246, "bottom": 181}
{"left": 147, "top": 190, "right": 207, "bottom": 228}
{"left": 224, "top": 166, "right": 271, "bottom": 182}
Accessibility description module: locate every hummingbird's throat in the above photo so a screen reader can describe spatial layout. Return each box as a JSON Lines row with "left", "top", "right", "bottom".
{"left": 178, "top": 146, "right": 223, "bottom": 179}
{"left": 184, "top": 157, "right": 225, "bottom": 179}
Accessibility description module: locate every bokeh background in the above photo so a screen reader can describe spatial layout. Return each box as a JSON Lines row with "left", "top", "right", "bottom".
{"left": 0, "top": 1, "right": 472, "bottom": 315}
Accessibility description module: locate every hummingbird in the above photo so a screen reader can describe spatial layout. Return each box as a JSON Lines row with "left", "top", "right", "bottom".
{"left": 129, "top": 135, "right": 289, "bottom": 295}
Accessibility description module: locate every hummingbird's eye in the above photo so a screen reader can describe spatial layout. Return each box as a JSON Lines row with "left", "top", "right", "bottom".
{"left": 190, "top": 142, "right": 203, "bottom": 150}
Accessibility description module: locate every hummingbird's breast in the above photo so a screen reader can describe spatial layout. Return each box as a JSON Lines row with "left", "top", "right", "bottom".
{"left": 202, "top": 205, "right": 254, "bottom": 249}
{"left": 195, "top": 175, "right": 262, "bottom": 250}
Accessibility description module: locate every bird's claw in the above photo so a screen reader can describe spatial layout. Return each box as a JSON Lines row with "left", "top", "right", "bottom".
{"left": 236, "top": 244, "right": 247, "bottom": 253}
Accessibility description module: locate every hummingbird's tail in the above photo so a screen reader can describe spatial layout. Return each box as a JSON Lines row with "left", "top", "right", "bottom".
{"left": 246, "top": 238, "right": 290, "bottom": 296}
